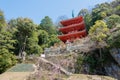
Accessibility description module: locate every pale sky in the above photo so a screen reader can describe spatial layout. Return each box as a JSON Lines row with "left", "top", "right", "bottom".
{"left": 0, "top": 0, "right": 112, "bottom": 24}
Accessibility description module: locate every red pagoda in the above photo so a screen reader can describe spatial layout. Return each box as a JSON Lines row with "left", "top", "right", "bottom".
{"left": 58, "top": 16, "right": 87, "bottom": 43}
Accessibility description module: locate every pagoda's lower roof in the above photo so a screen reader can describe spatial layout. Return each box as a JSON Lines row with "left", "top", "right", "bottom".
{"left": 58, "top": 30, "right": 87, "bottom": 42}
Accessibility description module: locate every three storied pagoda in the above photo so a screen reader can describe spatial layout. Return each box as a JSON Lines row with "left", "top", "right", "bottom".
{"left": 58, "top": 16, "right": 87, "bottom": 43}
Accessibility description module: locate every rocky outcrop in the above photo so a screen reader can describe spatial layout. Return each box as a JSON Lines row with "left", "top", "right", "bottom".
{"left": 37, "top": 57, "right": 72, "bottom": 75}
{"left": 110, "top": 48, "right": 120, "bottom": 66}
{"left": 104, "top": 48, "right": 120, "bottom": 79}
{"left": 105, "top": 63, "right": 120, "bottom": 80}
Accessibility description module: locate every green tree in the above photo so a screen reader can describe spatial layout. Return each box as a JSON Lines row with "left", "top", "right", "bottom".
{"left": 27, "top": 32, "right": 43, "bottom": 55}
{"left": 107, "top": 23, "right": 120, "bottom": 48}
{"left": 115, "top": 5, "right": 120, "bottom": 15}
{"left": 78, "top": 9, "right": 89, "bottom": 17}
{"left": 0, "top": 10, "right": 6, "bottom": 31}
{"left": 39, "top": 16, "right": 56, "bottom": 34}
{"left": 0, "top": 48, "right": 16, "bottom": 73}
{"left": 84, "top": 14, "right": 92, "bottom": 32}
{"left": 0, "top": 31, "right": 16, "bottom": 50}
{"left": 89, "top": 20, "right": 109, "bottom": 70}
{"left": 49, "top": 34, "right": 60, "bottom": 47}
{"left": 91, "top": 3, "right": 112, "bottom": 23}
{"left": 89, "top": 20, "right": 109, "bottom": 43}
{"left": 38, "top": 30, "right": 49, "bottom": 49}
{"left": 10, "top": 18, "right": 37, "bottom": 56}
{"left": 106, "top": 14, "right": 120, "bottom": 28}
{"left": 92, "top": 8, "right": 103, "bottom": 23}
{"left": 8, "top": 19, "right": 18, "bottom": 33}
{"left": 0, "top": 31, "right": 17, "bottom": 73}
{"left": 0, "top": 10, "right": 17, "bottom": 73}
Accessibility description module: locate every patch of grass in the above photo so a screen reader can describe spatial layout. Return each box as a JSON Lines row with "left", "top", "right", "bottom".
{"left": 7, "top": 63, "right": 34, "bottom": 72}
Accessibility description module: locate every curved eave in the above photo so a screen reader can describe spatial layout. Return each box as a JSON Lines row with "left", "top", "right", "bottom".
{"left": 58, "top": 30, "right": 87, "bottom": 42}
{"left": 60, "top": 16, "right": 83, "bottom": 26}
{"left": 59, "top": 21, "right": 85, "bottom": 34}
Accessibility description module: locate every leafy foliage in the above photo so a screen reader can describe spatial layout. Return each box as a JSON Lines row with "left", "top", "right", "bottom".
{"left": 0, "top": 11, "right": 17, "bottom": 73}
{"left": 38, "top": 30, "right": 49, "bottom": 48}
{"left": 0, "top": 31, "right": 17, "bottom": 73}
{"left": 49, "top": 34, "right": 60, "bottom": 46}
{"left": 107, "top": 23, "right": 120, "bottom": 48}
{"left": 106, "top": 14, "right": 120, "bottom": 28}
{"left": 39, "top": 16, "right": 57, "bottom": 35}
{"left": 78, "top": 9, "right": 89, "bottom": 17}
{"left": 0, "top": 10, "right": 6, "bottom": 30}
{"left": 0, "top": 48, "right": 17, "bottom": 73}
{"left": 27, "top": 32, "right": 43, "bottom": 55}
{"left": 89, "top": 20, "right": 109, "bottom": 42}
{"left": 84, "top": 14, "right": 92, "bottom": 32}
{"left": 75, "top": 54, "right": 85, "bottom": 73}
{"left": 0, "top": 31, "right": 16, "bottom": 50}
{"left": 0, "top": 0, "right": 120, "bottom": 74}
{"left": 7, "top": 16, "right": 60, "bottom": 56}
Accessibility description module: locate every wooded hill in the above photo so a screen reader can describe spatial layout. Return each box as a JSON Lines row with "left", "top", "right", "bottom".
{"left": 0, "top": 0, "right": 120, "bottom": 78}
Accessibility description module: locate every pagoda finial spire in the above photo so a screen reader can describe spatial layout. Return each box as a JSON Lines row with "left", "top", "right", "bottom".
{"left": 72, "top": 10, "right": 74, "bottom": 18}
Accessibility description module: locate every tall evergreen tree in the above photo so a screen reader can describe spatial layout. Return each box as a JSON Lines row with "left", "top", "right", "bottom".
{"left": 0, "top": 10, "right": 6, "bottom": 30}
{"left": 39, "top": 16, "right": 56, "bottom": 34}
{"left": 0, "top": 10, "right": 16, "bottom": 73}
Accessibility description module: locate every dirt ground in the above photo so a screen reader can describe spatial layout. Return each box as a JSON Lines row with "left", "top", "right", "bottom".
{"left": 65, "top": 74, "right": 116, "bottom": 80}
{"left": 0, "top": 72, "right": 32, "bottom": 80}
{"left": 0, "top": 72, "right": 117, "bottom": 80}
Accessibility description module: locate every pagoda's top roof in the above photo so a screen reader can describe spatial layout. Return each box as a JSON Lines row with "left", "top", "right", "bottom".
{"left": 60, "top": 16, "right": 83, "bottom": 26}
